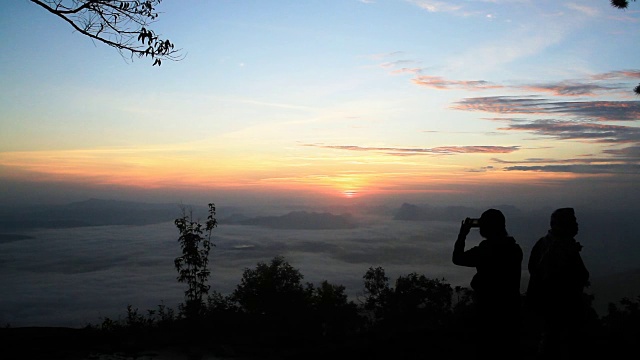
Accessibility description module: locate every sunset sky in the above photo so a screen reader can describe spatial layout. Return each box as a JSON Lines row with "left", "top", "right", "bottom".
{"left": 1, "top": 0, "right": 639, "bottom": 209}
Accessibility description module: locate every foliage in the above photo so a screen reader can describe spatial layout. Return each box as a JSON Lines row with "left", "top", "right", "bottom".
{"left": 362, "top": 266, "right": 392, "bottom": 318}
{"left": 174, "top": 203, "right": 217, "bottom": 317}
{"left": 602, "top": 295, "right": 640, "bottom": 343}
{"left": 100, "top": 303, "right": 175, "bottom": 331}
{"left": 362, "top": 267, "right": 456, "bottom": 330}
{"left": 394, "top": 273, "right": 452, "bottom": 316}
{"left": 611, "top": 0, "right": 637, "bottom": 9}
{"left": 30, "top": 0, "right": 182, "bottom": 66}
{"left": 91, "top": 257, "right": 640, "bottom": 359}
{"left": 610, "top": 0, "right": 640, "bottom": 94}
{"left": 308, "top": 280, "right": 361, "bottom": 337}
{"left": 232, "top": 255, "right": 309, "bottom": 316}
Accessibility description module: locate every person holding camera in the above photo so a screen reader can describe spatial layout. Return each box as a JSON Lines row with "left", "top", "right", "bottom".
{"left": 453, "top": 208, "right": 523, "bottom": 359}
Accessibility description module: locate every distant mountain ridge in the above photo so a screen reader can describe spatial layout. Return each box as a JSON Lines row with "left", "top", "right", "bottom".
{"left": 0, "top": 198, "right": 359, "bottom": 231}
{"left": 0, "top": 198, "right": 190, "bottom": 230}
{"left": 392, "top": 202, "right": 528, "bottom": 222}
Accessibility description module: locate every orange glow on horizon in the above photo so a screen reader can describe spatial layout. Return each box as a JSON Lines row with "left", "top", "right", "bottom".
{"left": 0, "top": 148, "right": 616, "bottom": 199}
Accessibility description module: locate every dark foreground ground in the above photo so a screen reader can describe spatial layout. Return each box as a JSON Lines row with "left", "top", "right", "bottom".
{"left": 0, "top": 324, "right": 632, "bottom": 360}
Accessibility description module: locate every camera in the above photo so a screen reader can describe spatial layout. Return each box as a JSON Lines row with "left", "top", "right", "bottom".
{"left": 469, "top": 218, "right": 480, "bottom": 227}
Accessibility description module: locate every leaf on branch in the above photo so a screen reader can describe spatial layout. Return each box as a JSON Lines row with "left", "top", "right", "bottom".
{"left": 611, "top": 0, "right": 630, "bottom": 9}
{"left": 32, "top": 0, "right": 183, "bottom": 66}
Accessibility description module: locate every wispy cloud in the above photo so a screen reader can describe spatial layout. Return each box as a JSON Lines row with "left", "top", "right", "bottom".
{"left": 452, "top": 96, "right": 640, "bottom": 121}
{"left": 380, "top": 60, "right": 419, "bottom": 68}
{"left": 412, "top": 75, "right": 503, "bottom": 90}
{"left": 499, "top": 120, "right": 640, "bottom": 143}
{"left": 565, "top": 3, "right": 599, "bottom": 17}
{"left": 406, "top": 73, "right": 633, "bottom": 96}
{"left": 304, "top": 144, "right": 519, "bottom": 156}
{"left": 369, "top": 51, "right": 405, "bottom": 60}
{"left": 603, "top": 145, "right": 640, "bottom": 160}
{"left": 591, "top": 70, "right": 640, "bottom": 81}
{"left": 391, "top": 68, "right": 423, "bottom": 75}
{"left": 518, "top": 82, "right": 620, "bottom": 96}
{"left": 407, "top": 0, "right": 462, "bottom": 13}
{"left": 503, "top": 164, "right": 640, "bottom": 174}
{"left": 492, "top": 142, "right": 640, "bottom": 175}
{"left": 492, "top": 157, "right": 617, "bottom": 165}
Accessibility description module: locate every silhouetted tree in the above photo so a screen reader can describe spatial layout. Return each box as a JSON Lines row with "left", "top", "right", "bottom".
{"left": 602, "top": 295, "right": 640, "bottom": 350}
{"left": 30, "top": 0, "right": 182, "bottom": 66}
{"left": 610, "top": 0, "right": 640, "bottom": 94}
{"left": 362, "top": 266, "right": 392, "bottom": 320}
{"left": 232, "top": 256, "right": 309, "bottom": 316}
{"left": 309, "top": 280, "right": 361, "bottom": 338}
{"left": 174, "top": 203, "right": 217, "bottom": 317}
{"left": 393, "top": 273, "right": 453, "bottom": 325}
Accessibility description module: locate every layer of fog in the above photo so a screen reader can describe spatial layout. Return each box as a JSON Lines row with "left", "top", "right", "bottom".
{"left": 1, "top": 202, "right": 638, "bottom": 327}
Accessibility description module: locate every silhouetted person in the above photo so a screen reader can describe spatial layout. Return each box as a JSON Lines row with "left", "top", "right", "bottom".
{"left": 453, "top": 208, "right": 523, "bottom": 359}
{"left": 526, "top": 207, "right": 589, "bottom": 358}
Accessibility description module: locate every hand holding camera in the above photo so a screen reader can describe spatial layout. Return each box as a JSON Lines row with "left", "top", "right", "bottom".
{"left": 458, "top": 217, "right": 480, "bottom": 239}
{"left": 468, "top": 218, "right": 480, "bottom": 227}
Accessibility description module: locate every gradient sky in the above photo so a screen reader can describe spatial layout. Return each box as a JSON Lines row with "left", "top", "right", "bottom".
{"left": 1, "top": 0, "right": 640, "bottom": 209}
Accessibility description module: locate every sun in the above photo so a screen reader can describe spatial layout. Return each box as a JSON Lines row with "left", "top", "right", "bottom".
{"left": 342, "top": 190, "right": 358, "bottom": 198}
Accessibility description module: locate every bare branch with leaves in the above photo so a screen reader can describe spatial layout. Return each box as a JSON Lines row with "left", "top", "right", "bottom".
{"left": 610, "top": 0, "right": 640, "bottom": 94}
{"left": 30, "top": 0, "right": 183, "bottom": 66}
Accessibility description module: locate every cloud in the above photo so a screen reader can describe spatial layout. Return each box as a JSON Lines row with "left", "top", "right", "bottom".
{"left": 492, "top": 143, "right": 640, "bottom": 175}
{"left": 603, "top": 145, "right": 640, "bottom": 160}
{"left": 491, "top": 155, "right": 634, "bottom": 165}
{"left": 407, "top": 0, "right": 462, "bottom": 13}
{"left": 304, "top": 144, "right": 519, "bottom": 155}
{"left": 392, "top": 68, "right": 423, "bottom": 75}
{"left": 565, "top": 3, "right": 599, "bottom": 17}
{"left": 452, "top": 96, "right": 640, "bottom": 121}
{"left": 369, "top": 51, "right": 405, "bottom": 59}
{"left": 499, "top": 120, "right": 640, "bottom": 143}
{"left": 380, "top": 60, "right": 419, "bottom": 68}
{"left": 412, "top": 75, "right": 503, "bottom": 90}
{"left": 503, "top": 164, "right": 640, "bottom": 174}
{"left": 406, "top": 71, "right": 639, "bottom": 96}
{"left": 591, "top": 70, "right": 640, "bottom": 81}
{"left": 518, "top": 82, "right": 620, "bottom": 96}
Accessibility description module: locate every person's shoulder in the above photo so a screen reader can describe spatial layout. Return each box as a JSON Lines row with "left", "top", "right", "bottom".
{"left": 531, "top": 234, "right": 551, "bottom": 248}
{"left": 505, "top": 236, "right": 524, "bottom": 255}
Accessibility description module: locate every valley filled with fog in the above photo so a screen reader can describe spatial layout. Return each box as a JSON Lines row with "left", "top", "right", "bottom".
{"left": 1, "top": 199, "right": 638, "bottom": 327}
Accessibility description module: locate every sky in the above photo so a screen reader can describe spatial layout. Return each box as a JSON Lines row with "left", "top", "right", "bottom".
{"left": 1, "top": 0, "right": 640, "bottom": 210}
{"left": 1, "top": 1, "right": 640, "bottom": 328}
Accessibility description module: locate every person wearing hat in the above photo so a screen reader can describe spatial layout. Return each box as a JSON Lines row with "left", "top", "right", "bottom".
{"left": 526, "top": 207, "right": 590, "bottom": 357}
{"left": 453, "top": 208, "right": 523, "bottom": 359}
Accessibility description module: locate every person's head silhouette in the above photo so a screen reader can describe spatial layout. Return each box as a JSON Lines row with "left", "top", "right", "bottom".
{"left": 550, "top": 207, "right": 578, "bottom": 237}
{"left": 478, "top": 208, "right": 507, "bottom": 239}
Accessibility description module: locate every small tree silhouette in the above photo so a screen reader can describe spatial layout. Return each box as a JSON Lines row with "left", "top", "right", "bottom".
{"left": 174, "top": 203, "right": 217, "bottom": 318}
{"left": 232, "top": 256, "right": 308, "bottom": 316}
{"left": 362, "top": 266, "right": 392, "bottom": 319}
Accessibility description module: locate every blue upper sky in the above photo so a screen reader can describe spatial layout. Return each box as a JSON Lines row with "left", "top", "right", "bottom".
{"left": 1, "top": 1, "right": 639, "bottom": 209}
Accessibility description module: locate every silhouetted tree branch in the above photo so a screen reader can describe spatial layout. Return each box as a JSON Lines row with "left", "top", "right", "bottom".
{"left": 610, "top": 0, "right": 640, "bottom": 94}
{"left": 30, "top": 0, "right": 182, "bottom": 66}
{"left": 611, "top": 0, "right": 637, "bottom": 9}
